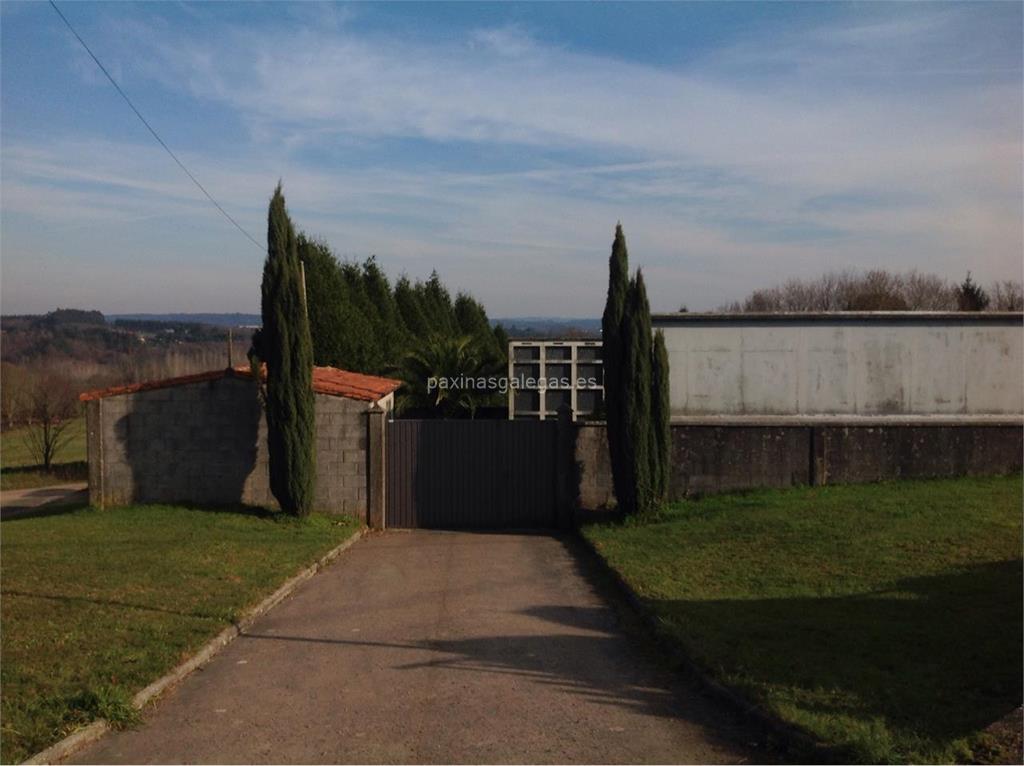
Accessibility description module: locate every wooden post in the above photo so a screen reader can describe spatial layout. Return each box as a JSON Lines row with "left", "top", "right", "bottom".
{"left": 367, "top": 404, "right": 386, "bottom": 529}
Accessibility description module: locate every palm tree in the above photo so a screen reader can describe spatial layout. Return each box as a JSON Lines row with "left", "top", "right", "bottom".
{"left": 391, "top": 334, "right": 502, "bottom": 418}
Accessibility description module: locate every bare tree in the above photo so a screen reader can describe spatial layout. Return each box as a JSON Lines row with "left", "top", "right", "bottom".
{"left": 990, "top": 280, "right": 1024, "bottom": 311}
{"left": 1, "top": 362, "right": 32, "bottom": 429}
{"left": 720, "top": 268, "right": 1021, "bottom": 314}
{"left": 903, "top": 270, "right": 956, "bottom": 310}
{"left": 741, "top": 287, "right": 782, "bottom": 312}
{"left": 21, "top": 372, "right": 80, "bottom": 471}
{"left": 843, "top": 269, "right": 909, "bottom": 310}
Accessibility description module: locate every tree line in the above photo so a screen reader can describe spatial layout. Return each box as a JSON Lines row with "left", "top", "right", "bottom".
{"left": 295, "top": 237, "right": 507, "bottom": 377}
{"left": 252, "top": 229, "right": 509, "bottom": 419}
{"left": 717, "top": 270, "right": 1023, "bottom": 313}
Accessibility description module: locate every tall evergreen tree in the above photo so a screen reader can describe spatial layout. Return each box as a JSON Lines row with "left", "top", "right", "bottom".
{"left": 395, "top": 275, "right": 432, "bottom": 341}
{"left": 362, "top": 257, "right": 408, "bottom": 370}
{"left": 419, "top": 271, "right": 457, "bottom": 336}
{"left": 299, "top": 236, "right": 363, "bottom": 369}
{"left": 338, "top": 260, "right": 382, "bottom": 371}
{"left": 622, "top": 270, "right": 654, "bottom": 515}
{"left": 601, "top": 224, "right": 631, "bottom": 512}
{"left": 493, "top": 323, "right": 509, "bottom": 360}
{"left": 956, "top": 271, "right": 991, "bottom": 311}
{"left": 455, "top": 292, "right": 504, "bottom": 362}
{"left": 261, "top": 184, "right": 316, "bottom": 517}
{"left": 454, "top": 292, "right": 488, "bottom": 337}
{"left": 651, "top": 329, "right": 671, "bottom": 506}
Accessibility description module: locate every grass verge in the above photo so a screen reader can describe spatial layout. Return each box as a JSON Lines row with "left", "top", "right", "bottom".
{"left": 1, "top": 461, "right": 89, "bottom": 491}
{"left": 581, "top": 476, "right": 1023, "bottom": 764}
{"left": 0, "top": 504, "right": 361, "bottom": 762}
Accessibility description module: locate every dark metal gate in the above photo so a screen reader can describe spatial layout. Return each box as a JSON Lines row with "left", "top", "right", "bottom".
{"left": 385, "top": 419, "right": 558, "bottom": 529}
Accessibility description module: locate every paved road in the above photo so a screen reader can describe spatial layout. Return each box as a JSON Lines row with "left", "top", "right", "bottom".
{"left": 72, "top": 531, "right": 762, "bottom": 764}
{"left": 0, "top": 483, "right": 88, "bottom": 520}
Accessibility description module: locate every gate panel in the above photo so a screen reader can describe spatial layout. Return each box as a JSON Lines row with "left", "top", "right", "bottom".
{"left": 386, "top": 419, "right": 557, "bottom": 529}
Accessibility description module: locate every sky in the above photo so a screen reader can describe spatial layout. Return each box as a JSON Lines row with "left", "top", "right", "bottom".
{"left": 1, "top": 1, "right": 1021, "bottom": 317}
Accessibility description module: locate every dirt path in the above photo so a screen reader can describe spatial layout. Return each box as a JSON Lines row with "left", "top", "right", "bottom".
{"left": 0, "top": 483, "right": 88, "bottom": 520}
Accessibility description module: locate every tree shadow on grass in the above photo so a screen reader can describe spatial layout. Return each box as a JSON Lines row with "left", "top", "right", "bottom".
{"left": 1, "top": 500, "right": 90, "bottom": 522}
{"left": 0, "top": 589, "right": 226, "bottom": 622}
{"left": 157, "top": 502, "right": 282, "bottom": 520}
{"left": 622, "top": 559, "right": 1023, "bottom": 758}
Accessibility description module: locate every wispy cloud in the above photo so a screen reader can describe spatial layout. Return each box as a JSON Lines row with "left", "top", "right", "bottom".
{"left": 1, "top": 3, "right": 1020, "bottom": 315}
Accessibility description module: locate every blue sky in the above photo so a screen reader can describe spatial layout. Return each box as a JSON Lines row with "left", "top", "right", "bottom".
{"left": 1, "top": 1, "right": 1021, "bottom": 316}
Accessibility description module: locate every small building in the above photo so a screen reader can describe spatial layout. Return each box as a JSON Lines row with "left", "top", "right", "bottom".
{"left": 80, "top": 366, "right": 401, "bottom": 517}
{"left": 507, "top": 339, "right": 604, "bottom": 420}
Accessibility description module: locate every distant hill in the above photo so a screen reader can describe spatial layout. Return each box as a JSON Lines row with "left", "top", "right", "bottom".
{"left": 494, "top": 317, "right": 601, "bottom": 339}
{"left": 109, "top": 313, "right": 261, "bottom": 327}
{"left": 108, "top": 313, "right": 602, "bottom": 337}
{"left": 1, "top": 310, "right": 601, "bottom": 351}
{"left": 0, "top": 310, "right": 234, "bottom": 390}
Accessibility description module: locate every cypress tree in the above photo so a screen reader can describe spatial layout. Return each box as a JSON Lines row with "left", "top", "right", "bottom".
{"left": 454, "top": 292, "right": 488, "bottom": 338}
{"left": 419, "top": 271, "right": 457, "bottom": 336}
{"left": 338, "top": 260, "right": 381, "bottom": 372}
{"left": 362, "top": 257, "right": 408, "bottom": 373}
{"left": 298, "top": 235, "right": 355, "bottom": 369}
{"left": 455, "top": 292, "right": 504, "bottom": 361}
{"left": 493, "top": 323, "right": 509, "bottom": 359}
{"left": 261, "top": 184, "right": 316, "bottom": 517}
{"left": 395, "top": 275, "right": 432, "bottom": 342}
{"left": 601, "top": 224, "right": 630, "bottom": 513}
{"left": 623, "top": 270, "right": 653, "bottom": 515}
{"left": 956, "top": 271, "right": 991, "bottom": 311}
{"left": 651, "top": 329, "right": 671, "bottom": 507}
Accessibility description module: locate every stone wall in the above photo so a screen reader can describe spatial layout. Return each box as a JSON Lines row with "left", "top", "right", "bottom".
{"left": 86, "top": 376, "right": 369, "bottom": 518}
{"left": 574, "top": 421, "right": 1023, "bottom": 508}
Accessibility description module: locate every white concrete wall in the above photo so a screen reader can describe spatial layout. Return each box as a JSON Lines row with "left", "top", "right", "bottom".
{"left": 652, "top": 314, "right": 1024, "bottom": 417}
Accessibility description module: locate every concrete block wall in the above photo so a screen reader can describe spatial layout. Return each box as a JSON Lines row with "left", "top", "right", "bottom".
{"left": 653, "top": 314, "right": 1024, "bottom": 417}
{"left": 86, "top": 376, "right": 370, "bottom": 518}
{"left": 574, "top": 425, "right": 615, "bottom": 510}
{"left": 311, "top": 394, "right": 369, "bottom": 516}
{"left": 573, "top": 421, "right": 1024, "bottom": 509}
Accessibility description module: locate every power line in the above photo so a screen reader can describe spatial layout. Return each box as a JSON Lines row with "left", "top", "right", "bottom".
{"left": 48, "top": 0, "right": 265, "bottom": 253}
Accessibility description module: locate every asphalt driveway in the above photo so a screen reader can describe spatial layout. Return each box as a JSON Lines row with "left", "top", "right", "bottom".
{"left": 72, "top": 530, "right": 761, "bottom": 764}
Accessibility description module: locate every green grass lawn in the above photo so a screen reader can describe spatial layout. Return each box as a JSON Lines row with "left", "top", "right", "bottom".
{"left": 0, "top": 504, "right": 361, "bottom": 763}
{"left": 582, "top": 476, "right": 1023, "bottom": 764}
{"left": 1, "top": 416, "right": 87, "bottom": 490}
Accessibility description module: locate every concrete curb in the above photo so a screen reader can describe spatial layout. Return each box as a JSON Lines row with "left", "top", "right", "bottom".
{"left": 20, "top": 722, "right": 111, "bottom": 766}
{"left": 22, "top": 527, "right": 367, "bottom": 766}
{"left": 573, "top": 530, "right": 828, "bottom": 761}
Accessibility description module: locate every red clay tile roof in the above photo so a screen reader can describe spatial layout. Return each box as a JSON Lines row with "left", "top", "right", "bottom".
{"left": 305, "top": 366, "right": 403, "bottom": 402}
{"left": 79, "top": 365, "right": 401, "bottom": 403}
{"left": 78, "top": 369, "right": 230, "bottom": 402}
